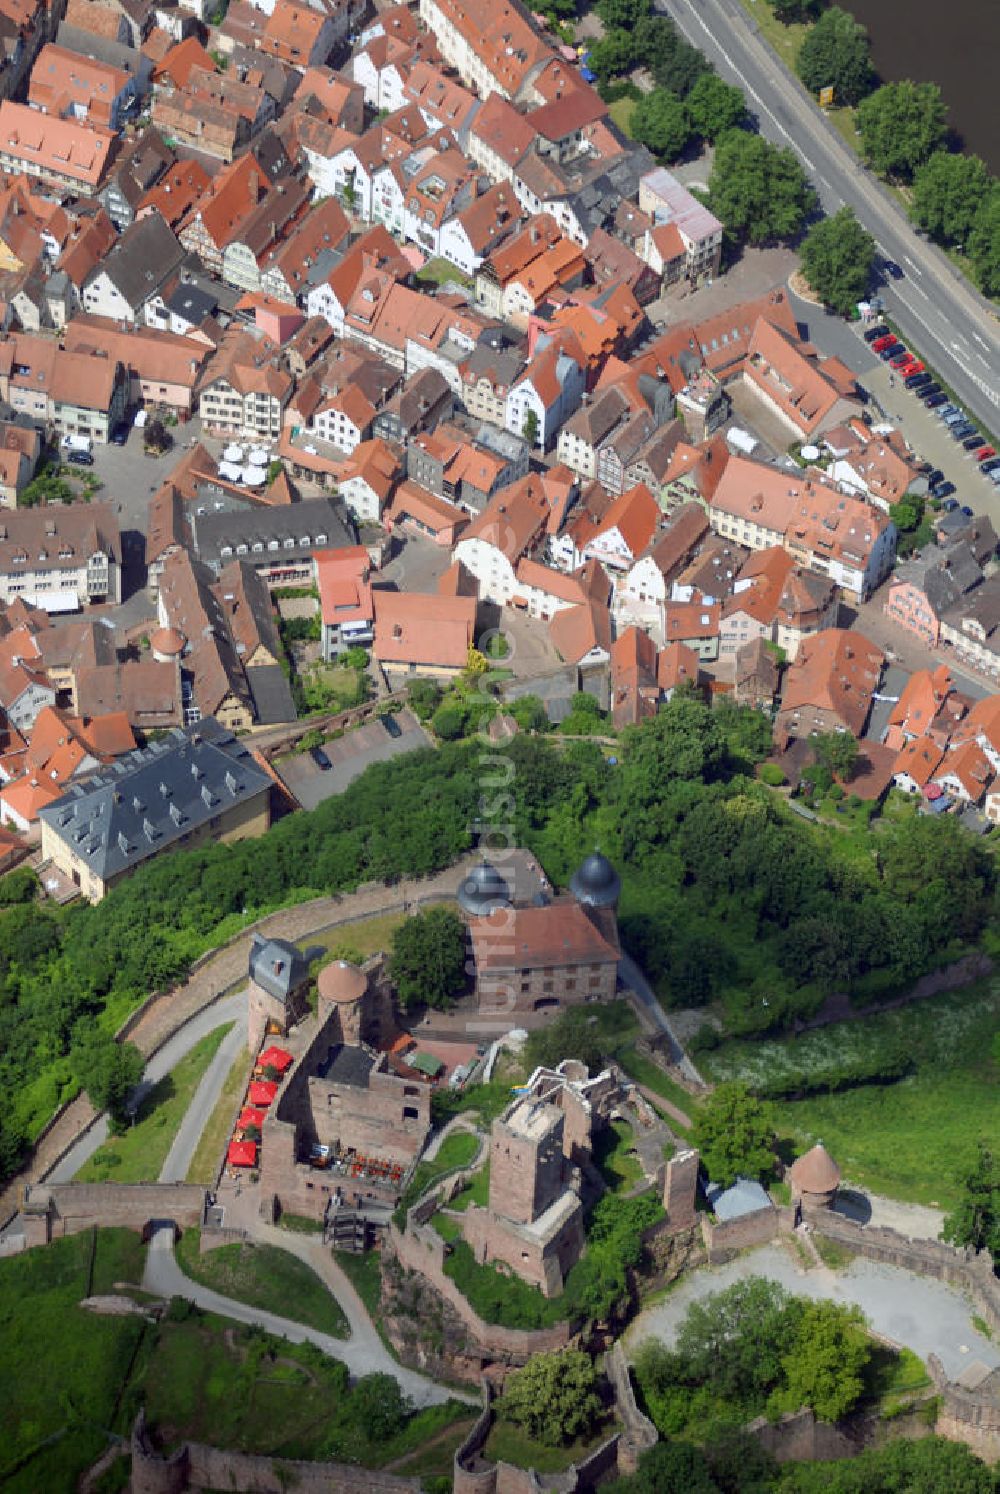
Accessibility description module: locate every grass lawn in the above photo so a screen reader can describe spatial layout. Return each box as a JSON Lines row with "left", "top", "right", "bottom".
{"left": 432, "top": 1210, "right": 463, "bottom": 1241}
{"left": 395, "top": 1128, "right": 481, "bottom": 1218}
{"left": 388, "top": 1416, "right": 479, "bottom": 1479}
{"left": 448, "top": 1160, "right": 490, "bottom": 1211}
{"left": 415, "top": 257, "right": 473, "bottom": 289}
{"left": 300, "top": 905, "right": 449, "bottom": 964}
{"left": 705, "top": 979, "right": 1000, "bottom": 1206}
{"left": 593, "top": 1119, "right": 643, "bottom": 1192}
{"left": 737, "top": 0, "right": 807, "bottom": 71}
{"left": 332, "top": 1246, "right": 383, "bottom": 1319}
{"left": 76, "top": 1025, "right": 232, "bottom": 1184}
{"left": 185, "top": 1037, "right": 253, "bottom": 1185}
{"left": 0, "top": 1230, "right": 147, "bottom": 1493}
{"left": 862, "top": 1343, "right": 931, "bottom": 1413}
{"left": 608, "top": 96, "right": 636, "bottom": 136}
{"left": 484, "top": 1417, "right": 615, "bottom": 1474}
{"left": 615, "top": 1044, "right": 699, "bottom": 1129}
{"left": 175, "top": 1229, "right": 348, "bottom": 1338}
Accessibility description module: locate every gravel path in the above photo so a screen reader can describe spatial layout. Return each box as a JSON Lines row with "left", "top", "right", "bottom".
{"left": 143, "top": 1224, "right": 468, "bottom": 1407}
{"left": 626, "top": 1242, "right": 1000, "bottom": 1381}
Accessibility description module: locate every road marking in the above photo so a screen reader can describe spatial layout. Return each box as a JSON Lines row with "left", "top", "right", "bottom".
{"left": 903, "top": 256, "right": 923, "bottom": 277}
{"left": 974, "top": 333, "right": 990, "bottom": 351}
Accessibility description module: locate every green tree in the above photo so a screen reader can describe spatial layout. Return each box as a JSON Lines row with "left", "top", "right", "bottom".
{"left": 524, "top": 1007, "right": 606, "bottom": 1073}
{"left": 942, "top": 1142, "right": 1000, "bottom": 1261}
{"left": 597, "top": 0, "right": 649, "bottom": 29}
{"left": 800, "top": 207, "right": 876, "bottom": 314}
{"left": 70, "top": 1034, "right": 144, "bottom": 1131}
{"left": 967, "top": 183, "right": 1000, "bottom": 298}
{"left": 607, "top": 1441, "right": 720, "bottom": 1493}
{"left": 347, "top": 1372, "right": 411, "bottom": 1441}
{"left": 686, "top": 72, "right": 746, "bottom": 141}
{"left": 143, "top": 417, "right": 172, "bottom": 455}
{"left": 388, "top": 906, "right": 467, "bottom": 1010}
{"left": 709, "top": 130, "right": 817, "bottom": 244}
{"left": 809, "top": 728, "right": 860, "bottom": 783}
{"left": 522, "top": 407, "right": 540, "bottom": 447}
{"left": 630, "top": 88, "right": 690, "bottom": 162}
{"left": 777, "top": 1434, "right": 996, "bottom": 1493}
{"left": 672, "top": 1277, "right": 799, "bottom": 1406}
{"left": 509, "top": 693, "right": 549, "bottom": 732}
{"left": 407, "top": 678, "right": 442, "bottom": 721}
{"left": 911, "top": 150, "right": 992, "bottom": 248}
{"left": 771, "top": 0, "right": 825, "bottom": 20}
{"left": 856, "top": 81, "right": 948, "bottom": 181}
{"left": 343, "top": 646, "right": 369, "bottom": 671}
{"left": 692, "top": 1081, "right": 775, "bottom": 1186}
{"left": 773, "top": 1300, "right": 871, "bottom": 1421}
{"left": 0, "top": 868, "right": 36, "bottom": 906}
{"left": 586, "top": 29, "right": 635, "bottom": 84}
{"left": 499, "top": 1350, "right": 602, "bottom": 1446}
{"left": 430, "top": 700, "right": 469, "bottom": 740}
{"left": 796, "top": 7, "right": 873, "bottom": 105}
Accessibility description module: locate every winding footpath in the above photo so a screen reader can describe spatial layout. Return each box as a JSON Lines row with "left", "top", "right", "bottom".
{"left": 142, "top": 1225, "right": 466, "bottom": 1407}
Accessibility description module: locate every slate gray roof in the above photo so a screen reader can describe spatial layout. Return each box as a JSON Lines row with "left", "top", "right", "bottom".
{"left": 247, "top": 663, "right": 297, "bottom": 726}
{"left": 165, "top": 283, "right": 218, "bottom": 326}
{"left": 704, "top": 1177, "right": 772, "bottom": 1221}
{"left": 318, "top": 1043, "right": 375, "bottom": 1088}
{"left": 249, "top": 934, "right": 310, "bottom": 1001}
{"left": 191, "top": 495, "right": 355, "bottom": 573}
{"left": 90, "top": 212, "right": 186, "bottom": 308}
{"left": 39, "top": 719, "right": 271, "bottom": 882}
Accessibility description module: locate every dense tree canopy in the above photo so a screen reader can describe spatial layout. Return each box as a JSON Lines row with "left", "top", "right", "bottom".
{"left": 774, "top": 1300, "right": 871, "bottom": 1421}
{"left": 693, "top": 1083, "right": 776, "bottom": 1186}
{"left": 686, "top": 72, "right": 746, "bottom": 141}
{"left": 911, "top": 150, "right": 993, "bottom": 248}
{"left": 796, "top": 7, "right": 873, "bottom": 105}
{"left": 388, "top": 906, "right": 467, "bottom": 1010}
{"left": 500, "top": 1350, "right": 602, "bottom": 1445}
{"left": 942, "top": 1141, "right": 1000, "bottom": 1262}
{"left": 967, "top": 183, "right": 1000, "bottom": 298}
{"left": 777, "top": 1436, "right": 996, "bottom": 1493}
{"left": 630, "top": 89, "right": 691, "bottom": 162}
{"left": 709, "top": 130, "right": 817, "bottom": 244}
{"left": 800, "top": 207, "right": 877, "bottom": 314}
{"left": 856, "top": 81, "right": 948, "bottom": 181}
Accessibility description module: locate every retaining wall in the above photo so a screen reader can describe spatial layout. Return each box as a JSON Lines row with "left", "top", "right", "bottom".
{"left": 22, "top": 1182, "right": 204, "bottom": 1242}
{"left": 130, "top": 1410, "right": 420, "bottom": 1494}
{"left": 390, "top": 1218, "right": 573, "bottom": 1361}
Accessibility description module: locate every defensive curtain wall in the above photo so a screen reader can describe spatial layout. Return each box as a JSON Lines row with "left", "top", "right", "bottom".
{"left": 0, "top": 848, "right": 510, "bottom": 1230}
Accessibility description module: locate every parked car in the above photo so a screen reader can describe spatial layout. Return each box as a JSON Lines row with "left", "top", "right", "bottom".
{"left": 942, "top": 497, "right": 959, "bottom": 511}
{"left": 881, "top": 259, "right": 904, "bottom": 280}
{"left": 310, "top": 746, "right": 332, "bottom": 771}
{"left": 66, "top": 449, "right": 94, "bottom": 466}
{"left": 879, "top": 343, "right": 903, "bottom": 360}
{"left": 872, "top": 333, "right": 896, "bottom": 351}
{"left": 943, "top": 411, "right": 965, "bottom": 427}
{"left": 110, "top": 423, "right": 128, "bottom": 446}
{"left": 981, "top": 457, "right": 1000, "bottom": 474}
{"left": 382, "top": 714, "right": 402, "bottom": 739}
{"left": 863, "top": 324, "right": 886, "bottom": 342}
{"left": 961, "top": 506, "right": 975, "bottom": 517}
{"left": 926, "top": 468, "right": 944, "bottom": 487}
{"left": 925, "top": 393, "right": 947, "bottom": 409}
{"left": 905, "top": 373, "right": 932, "bottom": 390}
{"left": 904, "top": 360, "right": 925, "bottom": 375}
{"left": 952, "top": 424, "right": 977, "bottom": 441}
{"left": 890, "top": 352, "right": 914, "bottom": 369}
{"left": 931, "top": 480, "right": 956, "bottom": 499}
{"left": 977, "top": 447, "right": 997, "bottom": 462}
{"left": 937, "top": 404, "right": 959, "bottom": 419}
{"left": 963, "top": 434, "right": 986, "bottom": 451}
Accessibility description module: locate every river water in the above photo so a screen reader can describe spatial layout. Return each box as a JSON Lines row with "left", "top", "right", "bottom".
{"left": 840, "top": 0, "right": 1000, "bottom": 174}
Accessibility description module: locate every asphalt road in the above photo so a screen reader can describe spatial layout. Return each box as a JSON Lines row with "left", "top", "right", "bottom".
{"left": 658, "top": 0, "right": 1000, "bottom": 433}
{"left": 45, "top": 992, "right": 248, "bottom": 1185}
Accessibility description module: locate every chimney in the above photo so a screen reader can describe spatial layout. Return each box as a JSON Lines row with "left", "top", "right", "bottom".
{"left": 249, "top": 174, "right": 260, "bottom": 206}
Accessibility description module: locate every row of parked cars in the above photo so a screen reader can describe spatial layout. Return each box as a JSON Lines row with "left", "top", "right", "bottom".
{"left": 863, "top": 326, "right": 1000, "bottom": 497}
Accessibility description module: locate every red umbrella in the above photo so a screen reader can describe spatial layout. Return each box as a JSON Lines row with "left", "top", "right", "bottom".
{"left": 249, "top": 1080, "right": 278, "bottom": 1107}
{"left": 258, "top": 1046, "right": 293, "bottom": 1073}
{"left": 228, "top": 1139, "right": 257, "bottom": 1168}
{"left": 238, "top": 1106, "right": 267, "bottom": 1130}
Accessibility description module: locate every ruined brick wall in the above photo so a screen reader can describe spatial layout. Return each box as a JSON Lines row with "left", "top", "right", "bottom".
{"left": 808, "top": 1212, "right": 1000, "bottom": 1335}
{"left": 462, "top": 1199, "right": 584, "bottom": 1297}
{"left": 662, "top": 1149, "right": 699, "bottom": 1232}
{"left": 389, "top": 1220, "right": 573, "bottom": 1360}
{"left": 702, "top": 1204, "right": 784, "bottom": 1263}
{"left": 27, "top": 1182, "right": 204, "bottom": 1239}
